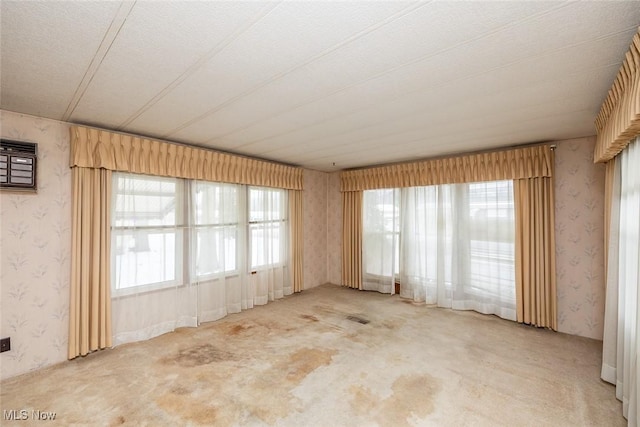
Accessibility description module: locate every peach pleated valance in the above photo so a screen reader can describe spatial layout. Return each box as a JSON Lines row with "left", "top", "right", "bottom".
{"left": 594, "top": 28, "right": 640, "bottom": 163}
{"left": 70, "top": 125, "right": 303, "bottom": 190}
{"left": 340, "top": 145, "right": 553, "bottom": 192}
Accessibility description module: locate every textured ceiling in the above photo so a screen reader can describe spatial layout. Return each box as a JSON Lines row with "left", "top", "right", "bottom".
{"left": 1, "top": 1, "right": 639, "bottom": 172}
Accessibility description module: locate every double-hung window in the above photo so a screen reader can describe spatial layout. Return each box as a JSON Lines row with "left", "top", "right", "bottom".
{"left": 111, "top": 173, "right": 185, "bottom": 294}
{"left": 248, "top": 187, "right": 287, "bottom": 270}
{"left": 362, "top": 188, "right": 400, "bottom": 279}
{"left": 192, "top": 181, "right": 239, "bottom": 278}
{"left": 112, "top": 174, "right": 290, "bottom": 292}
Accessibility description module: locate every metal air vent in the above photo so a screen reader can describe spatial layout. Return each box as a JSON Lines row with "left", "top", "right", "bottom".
{"left": 1, "top": 139, "right": 38, "bottom": 192}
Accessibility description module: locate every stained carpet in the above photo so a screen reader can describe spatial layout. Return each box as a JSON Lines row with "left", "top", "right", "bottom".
{"left": 0, "top": 284, "right": 623, "bottom": 426}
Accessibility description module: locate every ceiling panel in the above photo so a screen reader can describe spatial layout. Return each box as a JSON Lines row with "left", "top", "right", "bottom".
{"left": 126, "top": 1, "right": 416, "bottom": 139}
{"left": 69, "top": 1, "right": 271, "bottom": 129}
{"left": 0, "top": 1, "right": 122, "bottom": 118}
{"left": 170, "top": 1, "right": 561, "bottom": 144}
{"left": 213, "top": 2, "right": 638, "bottom": 153}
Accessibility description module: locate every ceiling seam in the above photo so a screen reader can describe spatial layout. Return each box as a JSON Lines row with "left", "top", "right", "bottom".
{"left": 160, "top": 1, "right": 431, "bottom": 138}
{"left": 62, "top": 1, "right": 136, "bottom": 122}
{"left": 230, "top": 25, "right": 638, "bottom": 154}
{"left": 116, "top": 1, "right": 282, "bottom": 130}
{"left": 201, "top": 1, "right": 576, "bottom": 147}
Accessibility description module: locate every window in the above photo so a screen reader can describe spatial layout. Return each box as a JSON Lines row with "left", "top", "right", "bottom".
{"left": 248, "top": 187, "right": 287, "bottom": 270}
{"left": 467, "top": 181, "right": 515, "bottom": 301}
{"left": 111, "top": 173, "right": 289, "bottom": 292}
{"left": 193, "top": 181, "right": 239, "bottom": 277}
{"left": 111, "top": 174, "right": 184, "bottom": 292}
{"left": 362, "top": 188, "right": 400, "bottom": 279}
{"left": 362, "top": 180, "right": 516, "bottom": 319}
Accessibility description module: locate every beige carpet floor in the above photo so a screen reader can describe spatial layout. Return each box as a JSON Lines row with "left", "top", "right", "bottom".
{"left": 0, "top": 284, "right": 623, "bottom": 426}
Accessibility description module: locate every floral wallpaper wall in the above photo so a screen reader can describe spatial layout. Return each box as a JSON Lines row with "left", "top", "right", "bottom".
{"left": 1, "top": 111, "right": 71, "bottom": 380}
{"left": 327, "top": 172, "right": 342, "bottom": 285}
{"left": 554, "top": 136, "right": 606, "bottom": 340}
{"left": 302, "top": 169, "right": 328, "bottom": 289}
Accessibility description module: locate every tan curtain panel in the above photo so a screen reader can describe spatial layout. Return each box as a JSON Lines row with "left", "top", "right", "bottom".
{"left": 342, "top": 191, "right": 363, "bottom": 289}
{"left": 289, "top": 189, "right": 304, "bottom": 292}
{"left": 69, "top": 167, "right": 113, "bottom": 359}
{"left": 514, "top": 173, "right": 557, "bottom": 330}
{"left": 70, "top": 125, "right": 303, "bottom": 190}
{"left": 594, "top": 28, "right": 640, "bottom": 163}
{"left": 341, "top": 145, "right": 553, "bottom": 192}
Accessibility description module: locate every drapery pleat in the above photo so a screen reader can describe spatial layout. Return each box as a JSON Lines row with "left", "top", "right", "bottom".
{"left": 514, "top": 174, "right": 557, "bottom": 330}
{"left": 594, "top": 28, "right": 640, "bottom": 163}
{"left": 68, "top": 167, "right": 113, "bottom": 359}
{"left": 341, "top": 145, "right": 553, "bottom": 192}
{"left": 70, "top": 125, "right": 303, "bottom": 190}
{"left": 289, "top": 189, "right": 304, "bottom": 292}
{"left": 342, "top": 191, "right": 363, "bottom": 289}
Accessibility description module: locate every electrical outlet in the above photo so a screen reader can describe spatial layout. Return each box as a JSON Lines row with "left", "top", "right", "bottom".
{"left": 0, "top": 337, "right": 10, "bottom": 353}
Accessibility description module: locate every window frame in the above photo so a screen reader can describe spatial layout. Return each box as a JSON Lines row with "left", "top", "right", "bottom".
{"left": 191, "top": 181, "right": 241, "bottom": 280}
{"left": 110, "top": 173, "right": 186, "bottom": 297}
{"left": 110, "top": 175, "right": 291, "bottom": 294}
{"left": 247, "top": 186, "right": 288, "bottom": 272}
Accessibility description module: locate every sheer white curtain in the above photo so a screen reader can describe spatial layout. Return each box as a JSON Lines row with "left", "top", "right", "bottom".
{"left": 111, "top": 173, "right": 291, "bottom": 347}
{"left": 601, "top": 136, "right": 640, "bottom": 425}
{"left": 400, "top": 181, "right": 516, "bottom": 320}
{"left": 110, "top": 173, "right": 197, "bottom": 346}
{"left": 362, "top": 188, "right": 400, "bottom": 293}
{"left": 360, "top": 181, "right": 515, "bottom": 319}
{"left": 191, "top": 181, "right": 246, "bottom": 322}
{"left": 400, "top": 185, "right": 451, "bottom": 304}
{"left": 248, "top": 186, "right": 291, "bottom": 304}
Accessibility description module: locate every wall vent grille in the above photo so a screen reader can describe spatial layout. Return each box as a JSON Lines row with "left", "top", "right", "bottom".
{"left": 1, "top": 139, "right": 38, "bottom": 192}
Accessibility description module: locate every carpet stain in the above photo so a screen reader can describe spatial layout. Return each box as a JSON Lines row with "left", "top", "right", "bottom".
{"left": 171, "top": 385, "right": 191, "bottom": 395}
{"left": 156, "top": 393, "right": 217, "bottom": 424}
{"left": 161, "top": 344, "right": 233, "bottom": 367}
{"left": 110, "top": 415, "right": 125, "bottom": 425}
{"left": 300, "top": 314, "right": 319, "bottom": 322}
{"left": 247, "top": 347, "right": 338, "bottom": 424}
{"left": 350, "top": 374, "right": 441, "bottom": 425}
{"left": 284, "top": 348, "right": 336, "bottom": 383}
{"left": 227, "top": 324, "right": 254, "bottom": 335}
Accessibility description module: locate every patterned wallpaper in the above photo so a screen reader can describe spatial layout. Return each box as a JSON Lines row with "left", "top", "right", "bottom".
{"left": 327, "top": 172, "right": 342, "bottom": 285}
{"left": 554, "top": 136, "right": 606, "bottom": 340}
{"left": 1, "top": 111, "right": 71, "bottom": 380}
{"left": 302, "top": 169, "right": 327, "bottom": 289}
